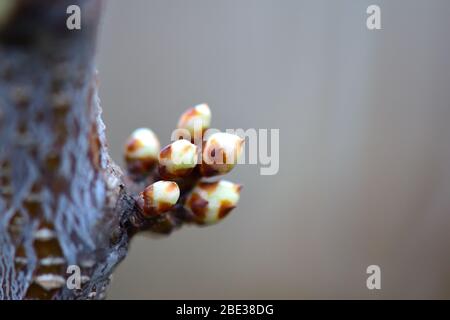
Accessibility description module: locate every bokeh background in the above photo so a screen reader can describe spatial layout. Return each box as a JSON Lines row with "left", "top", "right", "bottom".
{"left": 96, "top": 0, "right": 450, "bottom": 299}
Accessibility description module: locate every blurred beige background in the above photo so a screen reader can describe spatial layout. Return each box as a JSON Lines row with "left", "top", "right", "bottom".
{"left": 96, "top": 0, "right": 450, "bottom": 299}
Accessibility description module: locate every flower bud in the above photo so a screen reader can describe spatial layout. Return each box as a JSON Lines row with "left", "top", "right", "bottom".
{"left": 185, "top": 180, "right": 241, "bottom": 225}
{"left": 200, "top": 132, "right": 244, "bottom": 177}
{"left": 177, "top": 103, "right": 211, "bottom": 139}
{"left": 125, "top": 128, "right": 160, "bottom": 174}
{"left": 138, "top": 181, "right": 180, "bottom": 216}
{"left": 159, "top": 139, "right": 198, "bottom": 179}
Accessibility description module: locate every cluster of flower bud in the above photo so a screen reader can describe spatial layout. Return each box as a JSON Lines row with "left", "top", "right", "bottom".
{"left": 124, "top": 103, "right": 243, "bottom": 227}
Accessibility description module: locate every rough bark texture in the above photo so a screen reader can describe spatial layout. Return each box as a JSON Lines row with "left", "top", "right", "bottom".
{"left": 0, "top": 0, "right": 141, "bottom": 299}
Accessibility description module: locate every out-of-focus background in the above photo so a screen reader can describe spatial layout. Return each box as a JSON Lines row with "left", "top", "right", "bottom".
{"left": 97, "top": 0, "right": 450, "bottom": 299}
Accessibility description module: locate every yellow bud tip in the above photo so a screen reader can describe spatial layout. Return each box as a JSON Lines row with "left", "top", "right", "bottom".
{"left": 125, "top": 128, "right": 160, "bottom": 174}
{"left": 140, "top": 181, "right": 180, "bottom": 216}
{"left": 185, "top": 180, "right": 241, "bottom": 225}
{"left": 159, "top": 139, "right": 198, "bottom": 178}
{"left": 177, "top": 103, "right": 212, "bottom": 138}
{"left": 201, "top": 132, "right": 244, "bottom": 177}
{"left": 125, "top": 128, "right": 160, "bottom": 160}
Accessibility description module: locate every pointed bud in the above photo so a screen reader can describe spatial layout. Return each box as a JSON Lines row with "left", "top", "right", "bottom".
{"left": 159, "top": 139, "right": 198, "bottom": 179}
{"left": 138, "top": 181, "right": 180, "bottom": 216}
{"left": 125, "top": 128, "right": 160, "bottom": 174}
{"left": 177, "top": 103, "right": 211, "bottom": 139}
{"left": 185, "top": 180, "right": 241, "bottom": 225}
{"left": 200, "top": 132, "right": 244, "bottom": 177}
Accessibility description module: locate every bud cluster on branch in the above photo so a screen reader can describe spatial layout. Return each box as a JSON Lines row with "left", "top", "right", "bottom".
{"left": 0, "top": 0, "right": 245, "bottom": 300}
{"left": 124, "top": 104, "right": 243, "bottom": 233}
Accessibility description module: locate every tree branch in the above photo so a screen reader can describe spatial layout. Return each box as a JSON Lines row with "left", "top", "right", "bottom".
{"left": 0, "top": 0, "right": 242, "bottom": 300}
